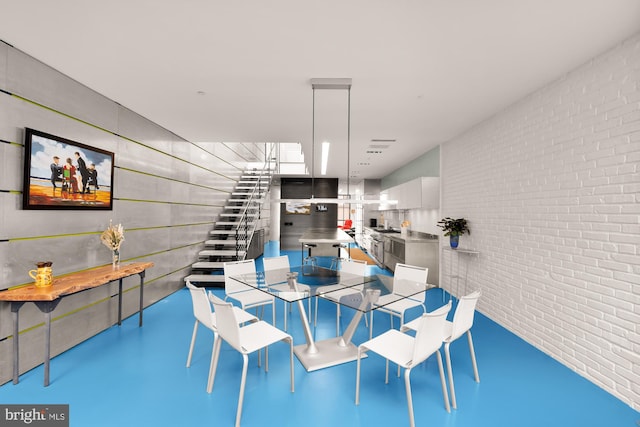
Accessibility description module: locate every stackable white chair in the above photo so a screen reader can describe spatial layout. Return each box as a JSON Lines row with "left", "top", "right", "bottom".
{"left": 224, "top": 259, "right": 276, "bottom": 325}
{"left": 184, "top": 281, "right": 257, "bottom": 391}
{"left": 402, "top": 290, "right": 481, "bottom": 409}
{"left": 370, "top": 263, "right": 428, "bottom": 339}
{"left": 208, "top": 294, "right": 294, "bottom": 427}
{"left": 315, "top": 258, "right": 368, "bottom": 336}
{"left": 263, "top": 255, "right": 311, "bottom": 331}
{"left": 356, "top": 302, "right": 452, "bottom": 427}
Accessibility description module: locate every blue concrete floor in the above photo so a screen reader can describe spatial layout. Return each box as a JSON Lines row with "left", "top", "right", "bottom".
{"left": 1, "top": 244, "right": 637, "bottom": 427}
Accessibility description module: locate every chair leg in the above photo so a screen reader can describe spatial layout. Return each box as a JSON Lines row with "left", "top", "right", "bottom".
{"left": 235, "top": 354, "right": 249, "bottom": 427}
{"left": 186, "top": 320, "right": 199, "bottom": 367}
{"left": 288, "top": 338, "right": 295, "bottom": 392}
{"left": 404, "top": 367, "right": 416, "bottom": 427}
{"left": 385, "top": 359, "right": 390, "bottom": 384}
{"left": 283, "top": 301, "right": 288, "bottom": 332}
{"left": 355, "top": 348, "right": 363, "bottom": 405}
{"left": 467, "top": 330, "right": 480, "bottom": 383}
{"left": 444, "top": 342, "right": 456, "bottom": 409}
{"left": 207, "top": 335, "right": 222, "bottom": 393}
{"left": 369, "top": 311, "right": 374, "bottom": 340}
{"left": 437, "top": 349, "right": 451, "bottom": 413}
{"left": 272, "top": 302, "right": 276, "bottom": 326}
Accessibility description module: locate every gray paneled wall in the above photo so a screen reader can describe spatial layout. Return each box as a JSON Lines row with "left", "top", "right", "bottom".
{"left": 0, "top": 41, "right": 263, "bottom": 384}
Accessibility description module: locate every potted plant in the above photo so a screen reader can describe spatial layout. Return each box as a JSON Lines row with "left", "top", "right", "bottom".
{"left": 437, "top": 217, "right": 469, "bottom": 249}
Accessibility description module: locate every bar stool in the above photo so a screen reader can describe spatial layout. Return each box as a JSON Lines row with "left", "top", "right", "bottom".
{"left": 302, "top": 243, "right": 317, "bottom": 270}
{"left": 330, "top": 243, "right": 348, "bottom": 270}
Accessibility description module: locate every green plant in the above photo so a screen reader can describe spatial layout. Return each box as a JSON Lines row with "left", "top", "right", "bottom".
{"left": 437, "top": 217, "right": 469, "bottom": 237}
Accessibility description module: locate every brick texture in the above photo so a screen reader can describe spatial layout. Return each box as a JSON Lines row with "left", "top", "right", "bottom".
{"left": 441, "top": 33, "right": 640, "bottom": 410}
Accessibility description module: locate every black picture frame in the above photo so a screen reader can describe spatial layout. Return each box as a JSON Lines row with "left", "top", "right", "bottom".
{"left": 22, "top": 128, "right": 115, "bottom": 210}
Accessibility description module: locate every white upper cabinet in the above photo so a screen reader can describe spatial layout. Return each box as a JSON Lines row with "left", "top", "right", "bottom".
{"left": 420, "top": 177, "right": 439, "bottom": 209}
{"left": 380, "top": 177, "right": 439, "bottom": 210}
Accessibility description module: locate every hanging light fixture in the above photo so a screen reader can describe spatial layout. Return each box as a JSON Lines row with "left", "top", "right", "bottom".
{"left": 275, "top": 78, "right": 397, "bottom": 206}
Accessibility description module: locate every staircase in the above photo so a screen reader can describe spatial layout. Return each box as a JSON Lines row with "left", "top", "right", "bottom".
{"left": 184, "top": 168, "right": 272, "bottom": 287}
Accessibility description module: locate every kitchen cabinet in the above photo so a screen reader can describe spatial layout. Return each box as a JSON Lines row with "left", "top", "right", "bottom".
{"left": 420, "top": 177, "right": 439, "bottom": 208}
{"left": 380, "top": 177, "right": 439, "bottom": 210}
{"left": 383, "top": 235, "right": 439, "bottom": 285}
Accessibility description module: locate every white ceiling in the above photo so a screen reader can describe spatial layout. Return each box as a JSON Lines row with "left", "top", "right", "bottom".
{"left": 1, "top": 1, "right": 639, "bottom": 181}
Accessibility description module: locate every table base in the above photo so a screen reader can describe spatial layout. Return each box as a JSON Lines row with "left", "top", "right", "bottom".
{"left": 294, "top": 338, "right": 367, "bottom": 371}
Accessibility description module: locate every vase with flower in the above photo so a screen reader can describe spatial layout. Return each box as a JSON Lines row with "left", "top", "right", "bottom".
{"left": 101, "top": 220, "right": 125, "bottom": 268}
{"left": 437, "top": 217, "right": 470, "bottom": 249}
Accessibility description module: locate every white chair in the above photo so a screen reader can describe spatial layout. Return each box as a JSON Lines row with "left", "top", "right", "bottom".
{"left": 402, "top": 290, "right": 481, "bottom": 409}
{"left": 315, "top": 258, "right": 368, "bottom": 336}
{"left": 208, "top": 293, "right": 294, "bottom": 427}
{"left": 184, "top": 281, "right": 258, "bottom": 391}
{"left": 356, "top": 302, "right": 452, "bottom": 427}
{"left": 224, "top": 259, "right": 276, "bottom": 325}
{"left": 263, "top": 255, "right": 311, "bottom": 331}
{"left": 369, "top": 263, "right": 428, "bottom": 339}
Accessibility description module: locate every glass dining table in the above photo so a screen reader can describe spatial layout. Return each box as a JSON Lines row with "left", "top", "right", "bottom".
{"left": 230, "top": 265, "right": 434, "bottom": 371}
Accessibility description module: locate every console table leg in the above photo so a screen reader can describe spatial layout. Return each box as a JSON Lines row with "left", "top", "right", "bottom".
{"left": 118, "top": 278, "right": 123, "bottom": 326}
{"left": 138, "top": 271, "right": 145, "bottom": 327}
{"left": 34, "top": 300, "right": 61, "bottom": 387}
{"left": 10, "top": 302, "right": 25, "bottom": 384}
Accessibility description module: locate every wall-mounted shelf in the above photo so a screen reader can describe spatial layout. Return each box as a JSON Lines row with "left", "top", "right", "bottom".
{"left": 442, "top": 247, "right": 479, "bottom": 300}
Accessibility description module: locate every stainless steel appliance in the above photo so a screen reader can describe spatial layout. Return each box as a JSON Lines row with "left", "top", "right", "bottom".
{"left": 370, "top": 234, "right": 385, "bottom": 267}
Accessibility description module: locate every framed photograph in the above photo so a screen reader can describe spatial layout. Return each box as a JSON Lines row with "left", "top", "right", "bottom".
{"left": 284, "top": 202, "right": 311, "bottom": 215}
{"left": 22, "top": 128, "right": 115, "bottom": 210}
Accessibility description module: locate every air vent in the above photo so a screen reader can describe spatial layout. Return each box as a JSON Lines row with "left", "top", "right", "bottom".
{"left": 368, "top": 139, "right": 396, "bottom": 150}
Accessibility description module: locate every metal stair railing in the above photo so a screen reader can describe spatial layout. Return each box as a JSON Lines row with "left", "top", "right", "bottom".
{"left": 234, "top": 145, "right": 276, "bottom": 259}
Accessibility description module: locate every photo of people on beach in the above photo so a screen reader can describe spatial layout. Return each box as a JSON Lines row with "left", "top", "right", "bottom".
{"left": 23, "top": 128, "right": 114, "bottom": 210}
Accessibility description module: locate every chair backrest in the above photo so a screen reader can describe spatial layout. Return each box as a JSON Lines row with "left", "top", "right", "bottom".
{"left": 339, "top": 258, "right": 367, "bottom": 290}
{"left": 340, "top": 258, "right": 366, "bottom": 277}
{"left": 224, "top": 259, "right": 256, "bottom": 294}
{"left": 263, "top": 255, "right": 291, "bottom": 286}
{"left": 393, "top": 264, "right": 428, "bottom": 302}
{"left": 209, "top": 293, "right": 243, "bottom": 351}
{"left": 411, "top": 301, "right": 452, "bottom": 365}
{"left": 186, "top": 281, "right": 213, "bottom": 328}
{"left": 450, "top": 290, "right": 481, "bottom": 340}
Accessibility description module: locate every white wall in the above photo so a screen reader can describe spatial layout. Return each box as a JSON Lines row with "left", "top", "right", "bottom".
{"left": 0, "top": 42, "right": 263, "bottom": 384}
{"left": 440, "top": 33, "right": 640, "bottom": 409}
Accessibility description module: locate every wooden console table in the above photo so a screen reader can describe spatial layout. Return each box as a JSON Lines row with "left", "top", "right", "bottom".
{"left": 0, "top": 261, "right": 154, "bottom": 386}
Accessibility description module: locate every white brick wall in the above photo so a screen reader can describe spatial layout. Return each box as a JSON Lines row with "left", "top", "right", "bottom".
{"left": 441, "top": 33, "right": 640, "bottom": 410}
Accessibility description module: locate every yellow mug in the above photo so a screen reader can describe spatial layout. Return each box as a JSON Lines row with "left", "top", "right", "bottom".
{"left": 29, "top": 266, "right": 53, "bottom": 288}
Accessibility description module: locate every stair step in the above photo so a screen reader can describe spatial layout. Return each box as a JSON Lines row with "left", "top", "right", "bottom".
{"left": 192, "top": 261, "right": 225, "bottom": 269}
{"left": 199, "top": 250, "right": 246, "bottom": 257}
{"left": 210, "top": 230, "right": 248, "bottom": 235}
{"left": 227, "top": 199, "right": 265, "bottom": 204}
{"left": 184, "top": 274, "right": 225, "bottom": 285}
{"left": 220, "top": 213, "right": 259, "bottom": 217}
{"left": 205, "top": 239, "right": 237, "bottom": 245}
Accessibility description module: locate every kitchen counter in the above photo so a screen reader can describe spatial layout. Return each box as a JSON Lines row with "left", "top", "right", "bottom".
{"left": 363, "top": 227, "right": 439, "bottom": 284}
{"left": 387, "top": 234, "right": 438, "bottom": 243}
{"left": 364, "top": 226, "right": 438, "bottom": 242}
